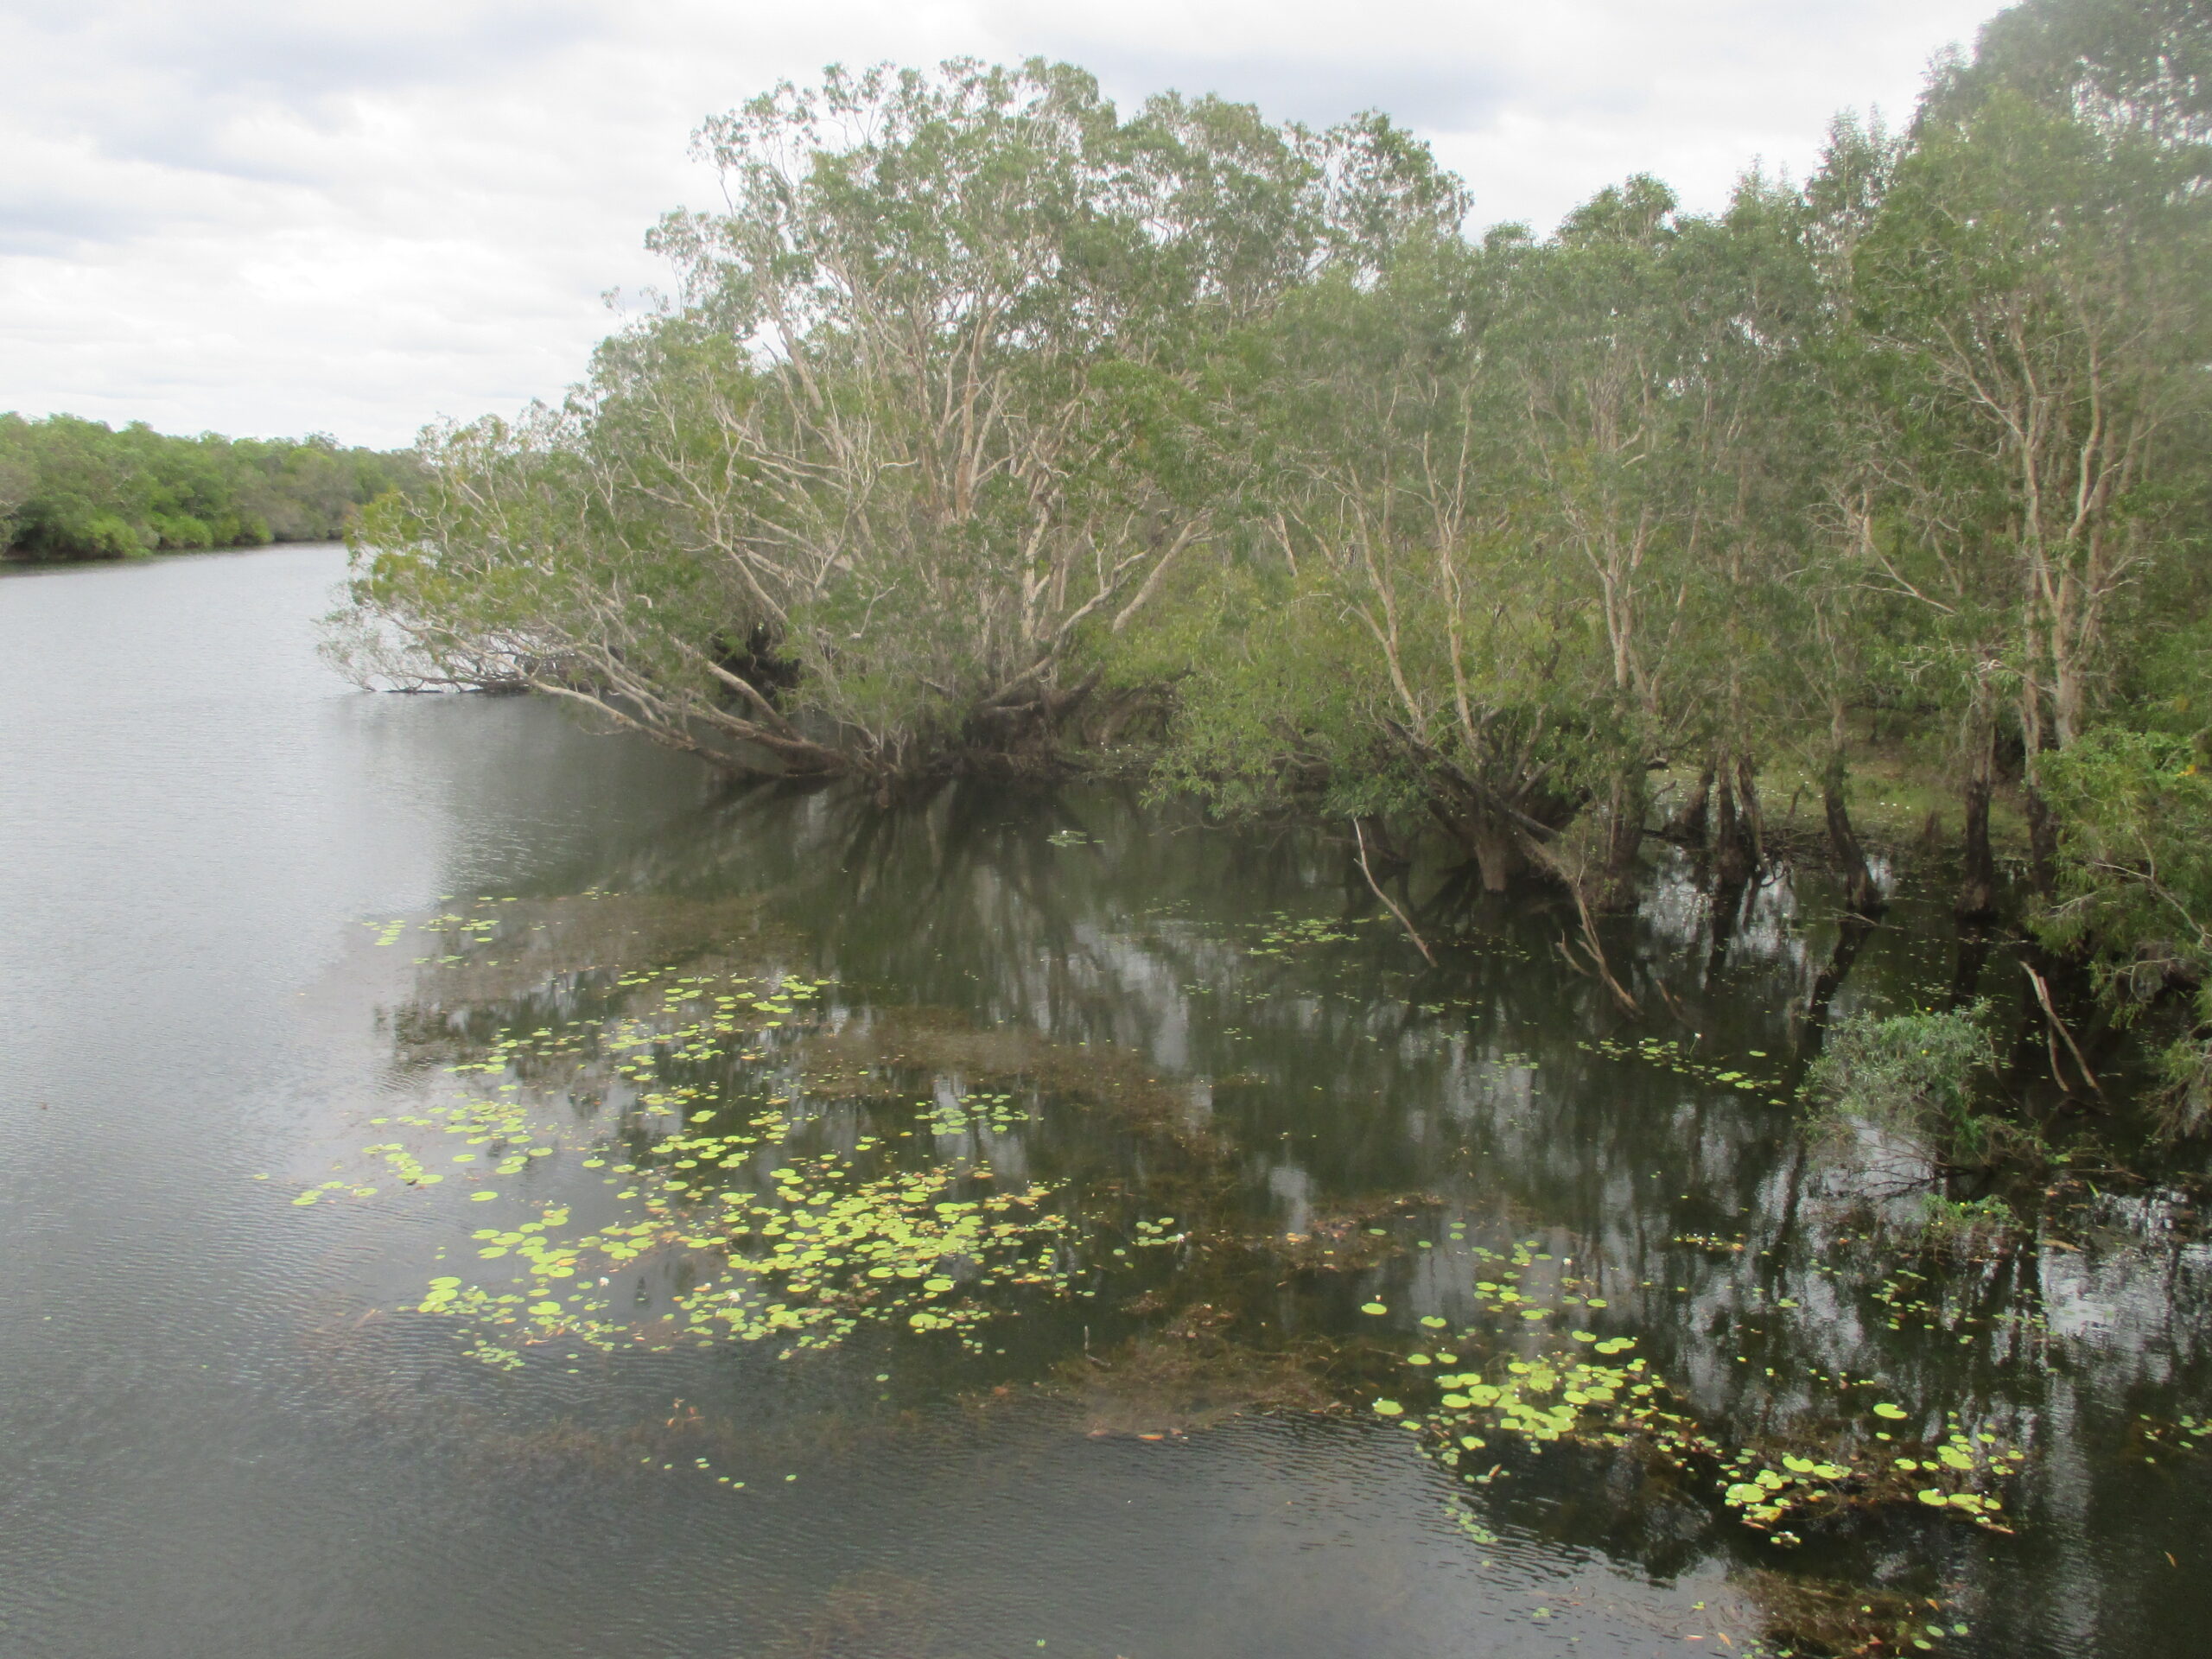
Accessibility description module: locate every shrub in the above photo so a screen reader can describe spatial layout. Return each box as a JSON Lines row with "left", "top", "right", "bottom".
{"left": 1808, "top": 1004, "right": 2009, "bottom": 1166}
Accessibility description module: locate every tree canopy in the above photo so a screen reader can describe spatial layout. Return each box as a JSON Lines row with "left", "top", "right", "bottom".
{"left": 334, "top": 2, "right": 2212, "bottom": 1079}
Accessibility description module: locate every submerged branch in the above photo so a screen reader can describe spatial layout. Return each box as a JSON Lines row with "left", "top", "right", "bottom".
{"left": 1354, "top": 819, "right": 1436, "bottom": 965}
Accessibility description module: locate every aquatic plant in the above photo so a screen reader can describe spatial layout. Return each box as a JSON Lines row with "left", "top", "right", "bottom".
{"left": 281, "top": 851, "right": 2209, "bottom": 1657}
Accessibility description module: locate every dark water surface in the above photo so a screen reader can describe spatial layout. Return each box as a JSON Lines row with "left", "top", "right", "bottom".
{"left": 2, "top": 545, "right": 2206, "bottom": 1659}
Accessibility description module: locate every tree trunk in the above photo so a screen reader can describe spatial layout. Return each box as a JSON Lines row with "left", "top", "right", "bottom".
{"left": 1957, "top": 766, "right": 1999, "bottom": 922}
{"left": 1713, "top": 760, "right": 1757, "bottom": 889}
{"left": 1821, "top": 748, "right": 1882, "bottom": 915}
{"left": 1467, "top": 808, "right": 1528, "bottom": 893}
{"left": 2024, "top": 779, "right": 2060, "bottom": 897}
{"left": 1734, "top": 753, "right": 1768, "bottom": 870}
{"left": 1801, "top": 910, "right": 1877, "bottom": 1056}
{"left": 1669, "top": 763, "right": 1714, "bottom": 845}
{"left": 1596, "top": 767, "right": 1647, "bottom": 912}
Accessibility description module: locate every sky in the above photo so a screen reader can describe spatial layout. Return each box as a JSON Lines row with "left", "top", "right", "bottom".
{"left": 0, "top": 0, "right": 2012, "bottom": 450}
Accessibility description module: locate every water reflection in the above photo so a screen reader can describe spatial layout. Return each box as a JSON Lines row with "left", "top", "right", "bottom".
{"left": 2, "top": 549, "right": 2206, "bottom": 1659}
{"left": 345, "top": 778, "right": 2209, "bottom": 1658}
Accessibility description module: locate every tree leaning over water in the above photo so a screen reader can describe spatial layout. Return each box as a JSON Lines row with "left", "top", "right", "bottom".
{"left": 340, "top": 60, "right": 1464, "bottom": 774}
{"left": 336, "top": 3, "right": 2212, "bottom": 995}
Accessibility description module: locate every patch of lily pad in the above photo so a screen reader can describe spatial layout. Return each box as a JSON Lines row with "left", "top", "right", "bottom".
{"left": 297, "top": 943, "right": 1197, "bottom": 1370}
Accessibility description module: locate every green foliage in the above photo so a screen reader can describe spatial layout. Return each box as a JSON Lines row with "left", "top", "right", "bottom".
{"left": 2038, "top": 728, "right": 2212, "bottom": 1130}
{"left": 0, "top": 412, "right": 413, "bottom": 561}
{"left": 329, "top": 0, "right": 2212, "bottom": 950}
{"left": 1808, "top": 1005, "right": 2011, "bottom": 1166}
{"left": 340, "top": 59, "right": 1467, "bottom": 775}
{"left": 1932, "top": 0, "right": 2212, "bottom": 148}
{"left": 2040, "top": 729, "right": 2212, "bottom": 976}
{"left": 1916, "top": 1192, "right": 2018, "bottom": 1246}
{"left": 1844, "top": 0, "right": 2212, "bottom": 774}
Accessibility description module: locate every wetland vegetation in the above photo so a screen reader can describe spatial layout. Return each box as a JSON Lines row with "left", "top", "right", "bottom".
{"left": 304, "top": 781, "right": 2210, "bottom": 1658}
{"left": 9, "top": 2, "right": 2208, "bottom": 1656}
{"left": 7, "top": 537, "right": 2209, "bottom": 1656}
{"left": 334, "top": 0, "right": 2212, "bottom": 1163}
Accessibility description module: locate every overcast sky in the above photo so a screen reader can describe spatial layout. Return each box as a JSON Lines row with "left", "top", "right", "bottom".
{"left": 1, "top": 0, "right": 2009, "bottom": 449}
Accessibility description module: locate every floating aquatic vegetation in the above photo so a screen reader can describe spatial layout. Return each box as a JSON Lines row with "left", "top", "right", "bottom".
{"left": 365, "top": 891, "right": 790, "bottom": 1016}
{"left": 1408, "top": 1355, "right": 2026, "bottom": 1550}
{"left": 298, "top": 916, "right": 1242, "bottom": 1370}
{"left": 791, "top": 1003, "right": 1217, "bottom": 1147}
{"left": 1262, "top": 1192, "right": 1442, "bottom": 1273}
{"left": 1352, "top": 1241, "right": 2034, "bottom": 1557}
{"left": 302, "top": 874, "right": 2127, "bottom": 1653}
{"left": 391, "top": 980, "right": 1087, "bottom": 1361}
{"left": 296, "top": 1086, "right": 564, "bottom": 1207}
{"left": 410, "top": 1147, "right": 1078, "bottom": 1365}
{"left": 1249, "top": 912, "right": 1365, "bottom": 957}
{"left": 1582, "top": 1034, "right": 1797, "bottom": 1107}
{"left": 917, "top": 1089, "right": 1030, "bottom": 1135}
{"left": 2135, "top": 1412, "right": 2207, "bottom": 1457}
{"left": 1735, "top": 1570, "right": 1970, "bottom": 1659}
{"left": 290, "top": 1178, "right": 379, "bottom": 1205}
{"left": 1671, "top": 1230, "right": 1749, "bottom": 1254}
{"left": 1865, "top": 1263, "right": 2049, "bottom": 1339}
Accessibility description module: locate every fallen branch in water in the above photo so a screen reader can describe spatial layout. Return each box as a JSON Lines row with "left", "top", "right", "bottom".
{"left": 1527, "top": 837, "right": 1639, "bottom": 1016}
{"left": 2021, "top": 962, "right": 2102, "bottom": 1099}
{"left": 1354, "top": 820, "right": 1436, "bottom": 965}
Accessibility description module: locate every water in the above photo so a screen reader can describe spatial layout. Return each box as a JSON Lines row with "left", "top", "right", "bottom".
{"left": 1, "top": 544, "right": 2205, "bottom": 1659}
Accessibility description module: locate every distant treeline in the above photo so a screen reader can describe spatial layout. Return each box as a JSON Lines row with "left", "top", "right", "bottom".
{"left": 0, "top": 413, "right": 416, "bottom": 561}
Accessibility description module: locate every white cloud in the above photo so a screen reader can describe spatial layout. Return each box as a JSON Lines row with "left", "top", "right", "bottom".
{"left": 0, "top": 0, "right": 2005, "bottom": 448}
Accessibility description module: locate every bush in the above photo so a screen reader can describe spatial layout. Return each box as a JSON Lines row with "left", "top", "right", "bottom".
{"left": 1808, "top": 1004, "right": 2012, "bottom": 1166}
{"left": 2037, "top": 728, "right": 2212, "bottom": 1137}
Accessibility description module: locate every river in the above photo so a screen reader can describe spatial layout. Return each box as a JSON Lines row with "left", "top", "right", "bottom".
{"left": 1, "top": 543, "right": 2205, "bottom": 1658}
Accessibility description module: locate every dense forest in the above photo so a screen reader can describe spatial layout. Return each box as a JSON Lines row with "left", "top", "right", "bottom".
{"left": 334, "top": 0, "right": 2212, "bottom": 1128}
{"left": 0, "top": 412, "right": 414, "bottom": 561}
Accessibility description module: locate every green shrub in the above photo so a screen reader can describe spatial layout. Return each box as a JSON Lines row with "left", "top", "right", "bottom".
{"left": 1808, "top": 1004, "right": 2015, "bottom": 1166}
